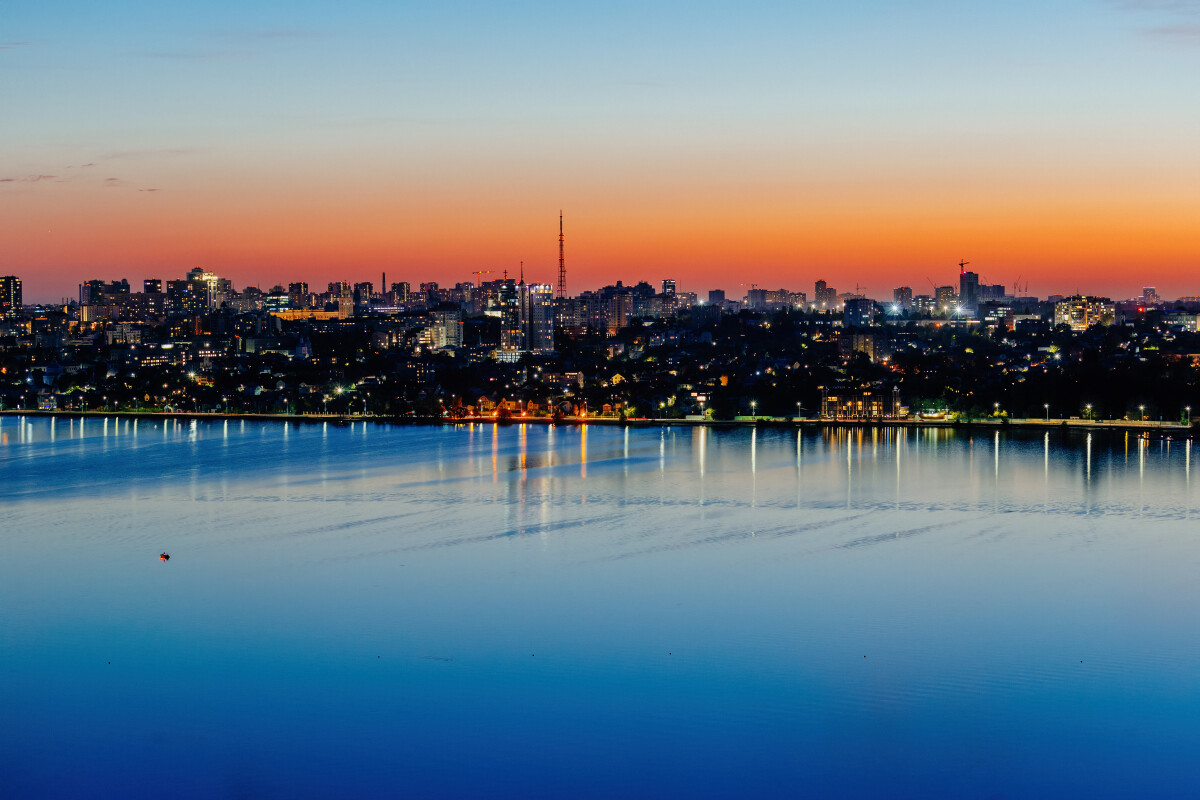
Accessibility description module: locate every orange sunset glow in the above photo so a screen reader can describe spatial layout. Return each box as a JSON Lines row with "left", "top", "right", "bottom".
{"left": 4, "top": 1, "right": 1199, "bottom": 300}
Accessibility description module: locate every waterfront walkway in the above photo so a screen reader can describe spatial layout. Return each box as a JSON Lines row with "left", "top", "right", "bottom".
{"left": 1, "top": 409, "right": 1193, "bottom": 436}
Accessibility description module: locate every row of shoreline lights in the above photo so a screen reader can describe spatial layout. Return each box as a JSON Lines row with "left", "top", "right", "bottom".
{"left": 1021, "top": 402, "right": 1192, "bottom": 423}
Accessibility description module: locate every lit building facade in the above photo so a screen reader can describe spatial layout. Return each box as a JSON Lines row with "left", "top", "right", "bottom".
{"left": 844, "top": 297, "right": 875, "bottom": 328}
{"left": 820, "top": 384, "right": 902, "bottom": 419}
{"left": 498, "top": 280, "right": 555, "bottom": 353}
{"left": 1054, "top": 296, "right": 1115, "bottom": 331}
{"left": 0, "top": 275, "right": 23, "bottom": 318}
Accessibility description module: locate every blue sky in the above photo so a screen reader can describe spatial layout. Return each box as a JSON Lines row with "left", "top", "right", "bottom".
{"left": 3, "top": 1, "right": 1199, "bottom": 299}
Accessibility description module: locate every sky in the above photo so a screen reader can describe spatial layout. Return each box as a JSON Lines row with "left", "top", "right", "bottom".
{"left": 3, "top": 0, "right": 1199, "bottom": 302}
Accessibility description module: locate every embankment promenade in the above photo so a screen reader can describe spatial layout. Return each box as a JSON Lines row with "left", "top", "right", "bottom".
{"left": 1, "top": 409, "right": 1193, "bottom": 437}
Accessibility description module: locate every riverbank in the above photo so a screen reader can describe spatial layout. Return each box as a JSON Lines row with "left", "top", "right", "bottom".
{"left": 1, "top": 408, "right": 1194, "bottom": 436}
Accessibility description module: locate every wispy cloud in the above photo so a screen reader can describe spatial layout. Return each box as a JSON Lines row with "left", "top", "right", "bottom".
{"left": 103, "top": 177, "right": 164, "bottom": 192}
{"left": 135, "top": 28, "right": 320, "bottom": 61}
{"left": 1117, "top": 0, "right": 1200, "bottom": 9}
{"left": 0, "top": 41, "right": 30, "bottom": 50}
{"left": 1111, "top": 0, "right": 1200, "bottom": 42}
{"left": 1, "top": 165, "right": 163, "bottom": 192}
{"left": 100, "top": 147, "right": 202, "bottom": 160}
{"left": 0, "top": 174, "right": 57, "bottom": 183}
{"left": 134, "top": 48, "right": 251, "bottom": 61}
{"left": 216, "top": 28, "right": 320, "bottom": 42}
{"left": 1145, "top": 22, "right": 1200, "bottom": 38}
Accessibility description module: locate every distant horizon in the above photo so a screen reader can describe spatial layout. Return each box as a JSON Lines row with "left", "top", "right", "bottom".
{"left": 10, "top": 256, "right": 1194, "bottom": 307}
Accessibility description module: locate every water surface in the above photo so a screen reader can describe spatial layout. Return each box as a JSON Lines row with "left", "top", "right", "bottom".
{"left": 2, "top": 417, "right": 1198, "bottom": 798}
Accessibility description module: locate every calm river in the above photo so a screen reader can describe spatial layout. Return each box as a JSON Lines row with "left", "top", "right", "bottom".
{"left": 2, "top": 417, "right": 1199, "bottom": 798}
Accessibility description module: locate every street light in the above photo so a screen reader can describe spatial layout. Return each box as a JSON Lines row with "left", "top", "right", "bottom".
{"left": 1187, "top": 406, "right": 1192, "bottom": 425}
{"left": 1043, "top": 403, "right": 1049, "bottom": 421}
{"left": 751, "top": 400, "right": 757, "bottom": 417}
{"left": 1085, "top": 403, "right": 1092, "bottom": 421}
{"left": 1139, "top": 404, "right": 1146, "bottom": 421}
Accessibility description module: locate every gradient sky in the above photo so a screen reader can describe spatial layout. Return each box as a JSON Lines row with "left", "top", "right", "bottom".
{"left": 3, "top": 0, "right": 1199, "bottom": 302}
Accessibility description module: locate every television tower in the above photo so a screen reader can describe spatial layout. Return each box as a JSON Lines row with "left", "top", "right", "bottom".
{"left": 557, "top": 211, "right": 566, "bottom": 299}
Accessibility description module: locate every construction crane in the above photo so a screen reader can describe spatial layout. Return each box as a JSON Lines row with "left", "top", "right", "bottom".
{"left": 471, "top": 269, "right": 492, "bottom": 283}
{"left": 958, "top": 259, "right": 970, "bottom": 273}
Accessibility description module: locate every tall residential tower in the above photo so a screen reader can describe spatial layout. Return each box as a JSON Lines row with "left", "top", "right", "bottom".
{"left": 0, "top": 275, "right": 21, "bottom": 319}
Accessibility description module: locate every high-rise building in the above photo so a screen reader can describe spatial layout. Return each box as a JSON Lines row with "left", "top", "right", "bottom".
{"left": 959, "top": 269, "right": 980, "bottom": 311}
{"left": 144, "top": 279, "right": 163, "bottom": 294}
{"left": 708, "top": 289, "right": 726, "bottom": 306}
{"left": 814, "top": 280, "right": 839, "bottom": 308}
{"left": 187, "top": 267, "right": 231, "bottom": 310}
{"left": 935, "top": 285, "right": 957, "bottom": 311}
{"left": 498, "top": 280, "right": 522, "bottom": 350}
{"left": 498, "top": 279, "right": 555, "bottom": 352}
{"left": 1142, "top": 287, "right": 1160, "bottom": 307}
{"left": 661, "top": 278, "right": 677, "bottom": 315}
{"left": 353, "top": 282, "right": 374, "bottom": 312}
{"left": 263, "top": 291, "right": 290, "bottom": 313}
{"left": 1055, "top": 296, "right": 1115, "bottom": 331}
{"left": 81, "top": 279, "right": 130, "bottom": 305}
{"left": 0, "top": 275, "right": 21, "bottom": 319}
{"left": 335, "top": 288, "right": 354, "bottom": 318}
{"left": 526, "top": 283, "right": 555, "bottom": 352}
{"left": 746, "top": 288, "right": 802, "bottom": 311}
{"left": 287, "top": 282, "right": 310, "bottom": 309}
{"left": 605, "top": 293, "right": 632, "bottom": 336}
{"left": 424, "top": 309, "right": 462, "bottom": 350}
{"left": 893, "top": 286, "right": 912, "bottom": 308}
{"left": 980, "top": 283, "right": 1007, "bottom": 302}
{"left": 844, "top": 297, "right": 875, "bottom": 328}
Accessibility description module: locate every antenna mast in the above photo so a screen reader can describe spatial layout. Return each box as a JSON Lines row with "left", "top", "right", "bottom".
{"left": 557, "top": 211, "right": 566, "bottom": 299}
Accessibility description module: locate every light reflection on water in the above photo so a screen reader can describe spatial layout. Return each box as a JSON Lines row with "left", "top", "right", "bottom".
{"left": 2, "top": 417, "right": 1200, "bottom": 798}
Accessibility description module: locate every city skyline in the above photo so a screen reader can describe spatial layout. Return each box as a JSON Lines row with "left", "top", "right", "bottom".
{"left": 5, "top": 2, "right": 1200, "bottom": 301}
{"left": 8, "top": 258, "right": 1190, "bottom": 308}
